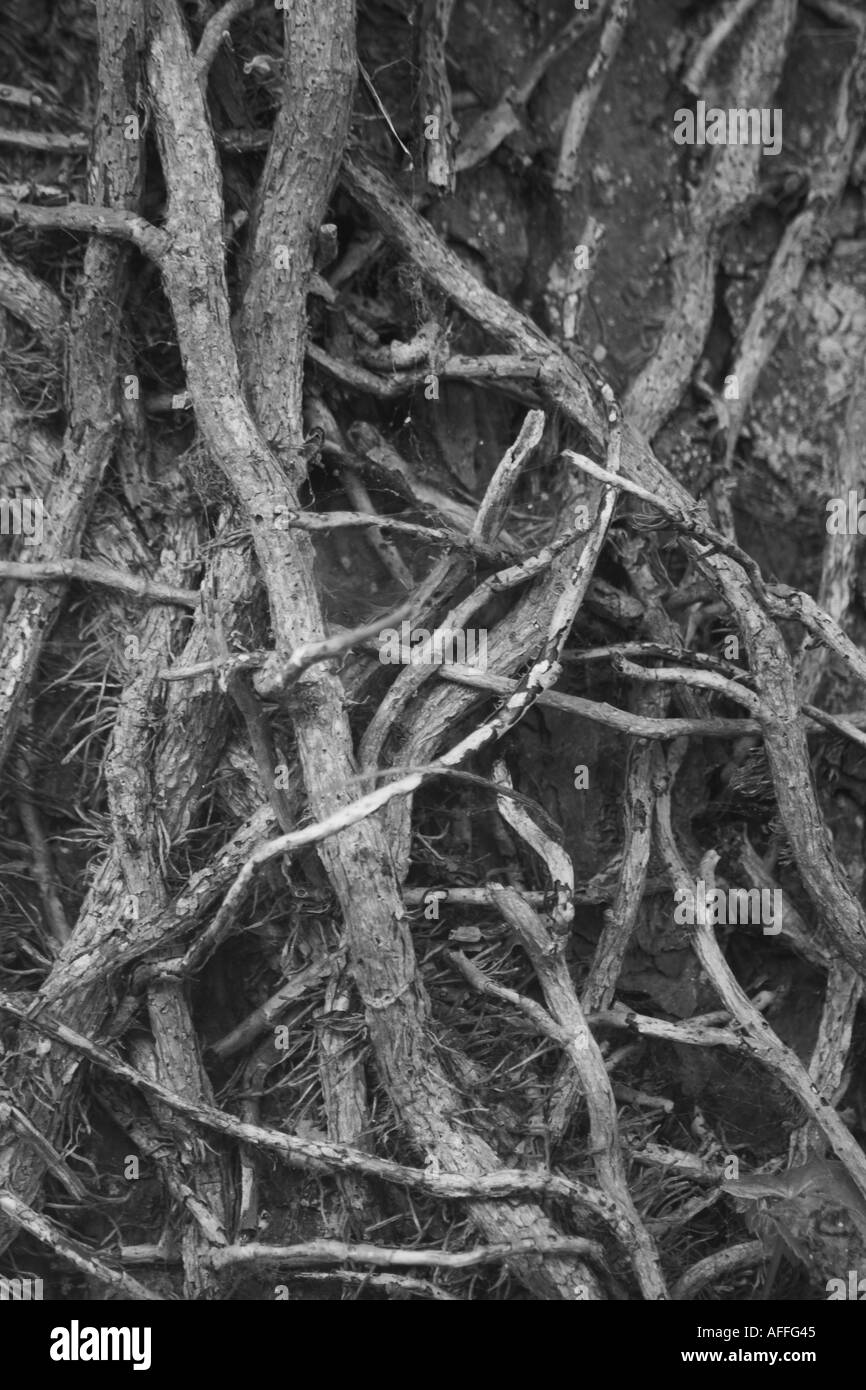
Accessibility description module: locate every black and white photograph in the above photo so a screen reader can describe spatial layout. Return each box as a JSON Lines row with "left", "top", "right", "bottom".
{"left": 0, "top": 0, "right": 864, "bottom": 1352}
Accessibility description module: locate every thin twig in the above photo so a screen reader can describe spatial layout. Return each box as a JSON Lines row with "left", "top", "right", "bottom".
{"left": 554, "top": 0, "right": 632, "bottom": 194}
{"left": 0, "top": 559, "right": 199, "bottom": 607}
{"left": 195, "top": 0, "right": 254, "bottom": 81}
{"left": 208, "top": 1235, "right": 605, "bottom": 1271}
